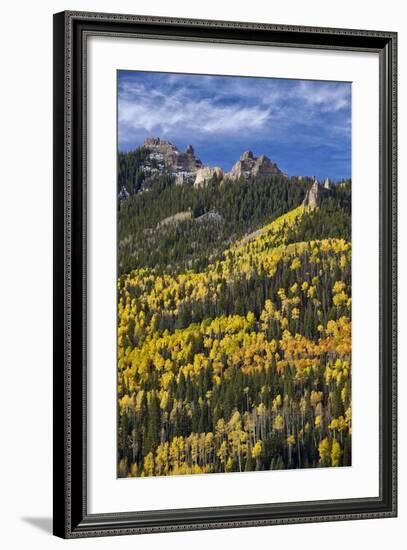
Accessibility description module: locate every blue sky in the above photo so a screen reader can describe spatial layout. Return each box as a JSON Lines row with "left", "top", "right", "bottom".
{"left": 118, "top": 71, "right": 351, "bottom": 181}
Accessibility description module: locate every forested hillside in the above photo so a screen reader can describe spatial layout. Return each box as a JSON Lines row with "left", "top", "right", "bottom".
{"left": 118, "top": 173, "right": 309, "bottom": 275}
{"left": 117, "top": 144, "right": 352, "bottom": 477}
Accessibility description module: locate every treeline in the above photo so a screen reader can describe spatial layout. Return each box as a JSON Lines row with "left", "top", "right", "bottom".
{"left": 118, "top": 160, "right": 351, "bottom": 276}
{"left": 117, "top": 155, "right": 315, "bottom": 274}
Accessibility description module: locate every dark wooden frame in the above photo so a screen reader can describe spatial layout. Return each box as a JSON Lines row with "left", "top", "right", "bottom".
{"left": 53, "top": 10, "right": 397, "bottom": 539}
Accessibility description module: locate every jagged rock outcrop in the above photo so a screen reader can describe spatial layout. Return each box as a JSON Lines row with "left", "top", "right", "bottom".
{"left": 143, "top": 137, "right": 178, "bottom": 156}
{"left": 194, "top": 166, "right": 224, "bottom": 187}
{"left": 121, "top": 137, "right": 316, "bottom": 204}
{"left": 225, "top": 150, "right": 285, "bottom": 182}
{"left": 134, "top": 140, "right": 287, "bottom": 191}
{"left": 324, "top": 177, "right": 331, "bottom": 190}
{"left": 302, "top": 179, "right": 329, "bottom": 209}
{"left": 143, "top": 137, "right": 203, "bottom": 178}
{"left": 175, "top": 145, "right": 203, "bottom": 173}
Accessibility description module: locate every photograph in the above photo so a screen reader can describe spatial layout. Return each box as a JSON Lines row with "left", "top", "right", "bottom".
{"left": 49, "top": 7, "right": 396, "bottom": 539}
{"left": 116, "top": 71, "right": 352, "bottom": 478}
{"left": 0, "top": 1, "right": 400, "bottom": 545}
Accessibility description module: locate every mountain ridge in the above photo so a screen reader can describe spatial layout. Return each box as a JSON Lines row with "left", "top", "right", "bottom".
{"left": 119, "top": 137, "right": 293, "bottom": 196}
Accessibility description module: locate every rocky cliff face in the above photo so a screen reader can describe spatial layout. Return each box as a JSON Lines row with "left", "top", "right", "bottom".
{"left": 143, "top": 137, "right": 178, "bottom": 156}
{"left": 225, "top": 150, "right": 286, "bottom": 182}
{"left": 121, "top": 138, "right": 298, "bottom": 200}
{"left": 302, "top": 179, "right": 329, "bottom": 209}
{"left": 142, "top": 137, "right": 203, "bottom": 184}
{"left": 139, "top": 139, "right": 287, "bottom": 188}
{"left": 194, "top": 166, "right": 224, "bottom": 187}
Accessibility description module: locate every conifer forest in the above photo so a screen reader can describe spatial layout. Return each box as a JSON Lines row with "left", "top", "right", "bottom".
{"left": 116, "top": 142, "right": 352, "bottom": 478}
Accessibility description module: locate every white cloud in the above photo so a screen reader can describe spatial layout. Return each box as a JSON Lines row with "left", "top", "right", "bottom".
{"left": 118, "top": 74, "right": 351, "bottom": 149}
{"left": 292, "top": 81, "right": 351, "bottom": 113}
{"left": 119, "top": 87, "right": 271, "bottom": 136}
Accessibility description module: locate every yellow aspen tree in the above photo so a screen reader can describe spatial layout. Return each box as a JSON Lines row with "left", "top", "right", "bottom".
{"left": 331, "top": 439, "right": 342, "bottom": 467}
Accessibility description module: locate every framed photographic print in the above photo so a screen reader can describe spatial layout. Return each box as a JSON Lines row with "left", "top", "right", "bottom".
{"left": 53, "top": 11, "right": 397, "bottom": 538}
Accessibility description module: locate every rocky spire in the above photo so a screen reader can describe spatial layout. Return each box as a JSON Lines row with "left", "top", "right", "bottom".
{"left": 225, "top": 151, "right": 285, "bottom": 181}
{"left": 302, "top": 179, "right": 322, "bottom": 209}
{"left": 241, "top": 150, "right": 254, "bottom": 161}
{"left": 142, "top": 137, "right": 202, "bottom": 175}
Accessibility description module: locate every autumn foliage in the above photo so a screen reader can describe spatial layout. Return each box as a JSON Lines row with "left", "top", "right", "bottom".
{"left": 117, "top": 201, "right": 352, "bottom": 477}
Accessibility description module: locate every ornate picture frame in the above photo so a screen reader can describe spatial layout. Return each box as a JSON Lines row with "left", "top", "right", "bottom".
{"left": 53, "top": 11, "right": 397, "bottom": 538}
